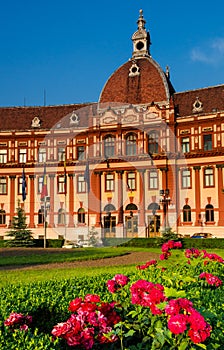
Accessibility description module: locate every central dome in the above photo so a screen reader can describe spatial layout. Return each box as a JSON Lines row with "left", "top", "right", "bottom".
{"left": 99, "top": 10, "right": 175, "bottom": 105}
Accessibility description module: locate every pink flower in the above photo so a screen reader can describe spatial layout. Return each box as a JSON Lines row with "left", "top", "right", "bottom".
{"left": 106, "top": 274, "right": 129, "bottom": 293}
{"left": 136, "top": 259, "right": 157, "bottom": 270}
{"left": 160, "top": 252, "right": 171, "bottom": 260}
{"left": 188, "top": 323, "right": 211, "bottom": 343}
{"left": 165, "top": 298, "right": 193, "bottom": 316}
{"left": 199, "top": 272, "right": 222, "bottom": 287}
{"left": 185, "top": 248, "right": 202, "bottom": 259}
{"left": 4, "top": 312, "right": 32, "bottom": 332}
{"left": 84, "top": 294, "right": 100, "bottom": 303}
{"left": 130, "top": 280, "right": 166, "bottom": 314}
{"left": 168, "top": 314, "right": 188, "bottom": 334}
{"left": 68, "top": 297, "right": 83, "bottom": 312}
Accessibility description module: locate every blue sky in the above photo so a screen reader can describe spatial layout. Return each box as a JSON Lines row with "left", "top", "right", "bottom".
{"left": 1, "top": 0, "right": 224, "bottom": 107}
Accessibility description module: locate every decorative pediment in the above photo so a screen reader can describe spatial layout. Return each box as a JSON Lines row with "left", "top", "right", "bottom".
{"left": 122, "top": 114, "right": 137, "bottom": 123}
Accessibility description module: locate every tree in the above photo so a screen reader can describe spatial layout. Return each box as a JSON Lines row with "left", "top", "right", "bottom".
{"left": 6, "top": 201, "right": 34, "bottom": 247}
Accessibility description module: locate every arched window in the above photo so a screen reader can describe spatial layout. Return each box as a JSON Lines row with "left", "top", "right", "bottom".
{"left": 126, "top": 133, "right": 137, "bottom": 156}
{"left": 126, "top": 203, "right": 138, "bottom": 211}
{"left": 183, "top": 204, "right": 191, "bottom": 222}
{"left": 78, "top": 207, "right": 85, "bottom": 224}
{"left": 38, "top": 207, "right": 44, "bottom": 224}
{"left": 0, "top": 209, "right": 6, "bottom": 225}
{"left": 205, "top": 204, "right": 214, "bottom": 222}
{"left": 104, "top": 204, "right": 116, "bottom": 213}
{"left": 148, "top": 202, "right": 160, "bottom": 215}
{"left": 58, "top": 208, "right": 65, "bottom": 225}
{"left": 148, "top": 131, "right": 159, "bottom": 154}
{"left": 104, "top": 135, "right": 115, "bottom": 157}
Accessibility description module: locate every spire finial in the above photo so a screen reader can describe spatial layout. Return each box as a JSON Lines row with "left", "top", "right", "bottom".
{"left": 137, "top": 9, "right": 146, "bottom": 30}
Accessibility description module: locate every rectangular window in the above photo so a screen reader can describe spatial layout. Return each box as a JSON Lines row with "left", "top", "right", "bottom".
{"left": 181, "top": 137, "right": 190, "bottom": 153}
{"left": 58, "top": 147, "right": 65, "bottom": 162}
{"left": 38, "top": 176, "right": 43, "bottom": 193}
{"left": 58, "top": 175, "right": 66, "bottom": 193}
{"left": 19, "top": 149, "right": 27, "bottom": 163}
{"left": 38, "top": 148, "right": 46, "bottom": 163}
{"left": 149, "top": 170, "right": 158, "bottom": 189}
{"left": 77, "top": 175, "right": 86, "bottom": 193}
{"left": 0, "top": 149, "right": 7, "bottom": 163}
{"left": 127, "top": 172, "right": 136, "bottom": 191}
{"left": 0, "top": 177, "right": 7, "bottom": 194}
{"left": 105, "top": 173, "right": 114, "bottom": 191}
{"left": 203, "top": 134, "right": 212, "bottom": 151}
{"left": 18, "top": 177, "right": 24, "bottom": 195}
{"left": 204, "top": 168, "right": 214, "bottom": 187}
{"left": 77, "top": 146, "right": 85, "bottom": 160}
{"left": 182, "top": 169, "right": 191, "bottom": 188}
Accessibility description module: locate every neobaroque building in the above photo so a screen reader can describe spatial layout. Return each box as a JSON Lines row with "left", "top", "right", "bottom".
{"left": 1, "top": 10, "right": 224, "bottom": 241}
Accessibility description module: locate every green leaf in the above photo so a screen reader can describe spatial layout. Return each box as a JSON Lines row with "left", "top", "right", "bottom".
{"left": 164, "top": 287, "right": 186, "bottom": 298}
{"left": 195, "top": 344, "right": 207, "bottom": 349}
{"left": 178, "top": 340, "right": 189, "bottom": 350}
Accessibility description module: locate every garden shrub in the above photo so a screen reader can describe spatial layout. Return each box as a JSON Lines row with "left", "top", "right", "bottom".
{"left": 1, "top": 242, "right": 224, "bottom": 349}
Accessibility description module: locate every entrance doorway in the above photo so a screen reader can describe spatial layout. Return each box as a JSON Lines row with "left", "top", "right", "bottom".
{"left": 104, "top": 214, "right": 116, "bottom": 237}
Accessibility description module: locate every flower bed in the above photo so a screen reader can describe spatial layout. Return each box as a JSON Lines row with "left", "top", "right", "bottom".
{"left": 0, "top": 241, "right": 223, "bottom": 349}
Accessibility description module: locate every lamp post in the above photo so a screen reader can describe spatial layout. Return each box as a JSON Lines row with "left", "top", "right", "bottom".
{"left": 160, "top": 189, "right": 171, "bottom": 232}
{"left": 43, "top": 196, "right": 50, "bottom": 249}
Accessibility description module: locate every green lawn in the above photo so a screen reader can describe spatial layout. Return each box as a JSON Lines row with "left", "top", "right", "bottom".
{"left": 0, "top": 246, "right": 139, "bottom": 267}
{"left": 0, "top": 247, "right": 223, "bottom": 287}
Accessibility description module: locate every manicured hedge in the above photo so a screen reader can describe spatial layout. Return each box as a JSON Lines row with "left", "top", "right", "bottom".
{"left": 0, "top": 239, "right": 64, "bottom": 248}
{"left": 120, "top": 237, "right": 224, "bottom": 249}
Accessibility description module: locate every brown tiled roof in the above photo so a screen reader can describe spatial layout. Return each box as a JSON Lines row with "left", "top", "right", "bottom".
{"left": 174, "top": 85, "right": 224, "bottom": 117}
{"left": 99, "top": 57, "right": 175, "bottom": 105}
{"left": 0, "top": 103, "right": 94, "bottom": 131}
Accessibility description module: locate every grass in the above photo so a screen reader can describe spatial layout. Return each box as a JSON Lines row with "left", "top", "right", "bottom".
{"left": 0, "top": 247, "right": 139, "bottom": 267}
{"left": 0, "top": 247, "right": 223, "bottom": 287}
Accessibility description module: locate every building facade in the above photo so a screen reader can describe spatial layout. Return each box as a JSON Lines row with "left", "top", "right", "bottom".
{"left": 1, "top": 10, "right": 224, "bottom": 241}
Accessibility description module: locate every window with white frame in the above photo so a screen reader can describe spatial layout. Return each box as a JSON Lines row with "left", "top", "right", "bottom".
{"left": 105, "top": 173, "right": 114, "bottom": 191}
{"left": 182, "top": 169, "right": 191, "bottom": 188}
{"left": 18, "top": 177, "right": 24, "bottom": 195}
{"left": 127, "top": 172, "right": 136, "bottom": 191}
{"left": 0, "top": 149, "right": 7, "bottom": 163}
{"left": 77, "top": 175, "right": 86, "bottom": 193}
{"left": 58, "top": 147, "right": 66, "bottom": 162}
{"left": 181, "top": 137, "right": 190, "bottom": 153}
{"left": 183, "top": 205, "right": 191, "bottom": 222}
{"left": 148, "top": 131, "right": 159, "bottom": 154}
{"left": 38, "top": 176, "right": 43, "bottom": 193}
{"left": 126, "top": 133, "right": 137, "bottom": 156}
{"left": 19, "top": 149, "right": 27, "bottom": 163}
{"left": 104, "top": 135, "right": 115, "bottom": 157}
{"left": 203, "top": 134, "right": 212, "bottom": 151}
{"left": 204, "top": 167, "right": 214, "bottom": 187}
{"left": 58, "top": 175, "right": 66, "bottom": 193}
{"left": 0, "top": 177, "right": 7, "bottom": 194}
{"left": 149, "top": 170, "right": 158, "bottom": 189}
{"left": 38, "top": 148, "right": 46, "bottom": 163}
{"left": 77, "top": 146, "right": 85, "bottom": 160}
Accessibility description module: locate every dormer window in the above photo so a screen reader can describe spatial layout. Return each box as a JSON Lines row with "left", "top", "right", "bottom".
{"left": 192, "top": 97, "right": 203, "bottom": 113}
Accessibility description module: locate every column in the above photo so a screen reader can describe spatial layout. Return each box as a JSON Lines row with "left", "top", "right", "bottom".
{"left": 49, "top": 174, "right": 55, "bottom": 227}
{"left": 193, "top": 166, "right": 201, "bottom": 226}
{"left": 9, "top": 175, "right": 16, "bottom": 225}
{"left": 29, "top": 175, "right": 35, "bottom": 228}
{"left": 68, "top": 174, "right": 75, "bottom": 227}
{"left": 216, "top": 164, "right": 224, "bottom": 225}
{"left": 138, "top": 169, "right": 146, "bottom": 227}
{"left": 116, "top": 170, "right": 124, "bottom": 225}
